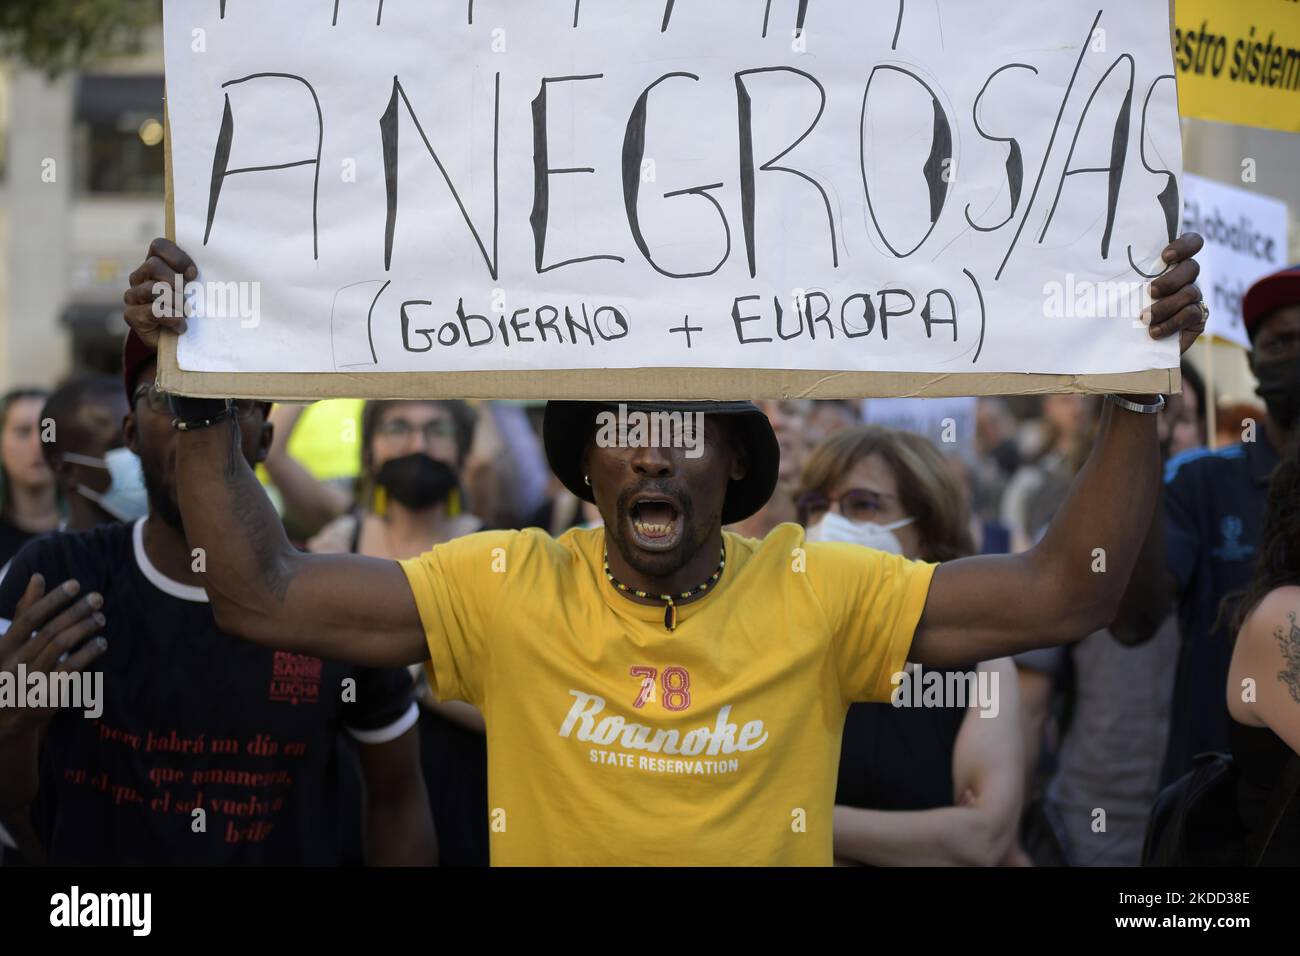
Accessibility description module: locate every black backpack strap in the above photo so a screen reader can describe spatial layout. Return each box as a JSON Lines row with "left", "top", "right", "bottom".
{"left": 1250, "top": 752, "right": 1300, "bottom": 865}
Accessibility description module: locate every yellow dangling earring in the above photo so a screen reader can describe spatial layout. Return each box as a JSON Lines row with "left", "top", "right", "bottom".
{"left": 372, "top": 484, "right": 388, "bottom": 518}
{"left": 447, "top": 488, "right": 461, "bottom": 517}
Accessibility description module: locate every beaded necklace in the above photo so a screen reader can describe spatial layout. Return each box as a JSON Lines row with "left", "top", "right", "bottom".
{"left": 602, "top": 547, "right": 726, "bottom": 631}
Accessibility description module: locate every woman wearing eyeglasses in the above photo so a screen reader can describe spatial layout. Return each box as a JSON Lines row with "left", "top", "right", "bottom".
{"left": 307, "top": 401, "right": 480, "bottom": 556}
{"left": 794, "top": 425, "right": 1024, "bottom": 866}
{"left": 301, "top": 399, "right": 490, "bottom": 866}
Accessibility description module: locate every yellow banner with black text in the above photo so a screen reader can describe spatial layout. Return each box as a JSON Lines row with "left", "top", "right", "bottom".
{"left": 1174, "top": 0, "right": 1300, "bottom": 132}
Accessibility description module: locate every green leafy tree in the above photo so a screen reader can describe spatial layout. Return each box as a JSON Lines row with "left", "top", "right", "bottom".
{"left": 0, "top": 0, "right": 161, "bottom": 75}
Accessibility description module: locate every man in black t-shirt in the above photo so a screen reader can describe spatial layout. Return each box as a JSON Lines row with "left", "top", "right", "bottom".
{"left": 0, "top": 345, "right": 435, "bottom": 865}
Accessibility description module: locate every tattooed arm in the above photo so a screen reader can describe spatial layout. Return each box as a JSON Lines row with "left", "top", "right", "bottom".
{"left": 1228, "top": 586, "right": 1300, "bottom": 757}
{"left": 177, "top": 416, "right": 426, "bottom": 666}
{"left": 124, "top": 240, "right": 427, "bottom": 669}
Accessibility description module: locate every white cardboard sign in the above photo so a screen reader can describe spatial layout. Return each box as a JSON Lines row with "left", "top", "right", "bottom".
{"left": 1180, "top": 173, "right": 1289, "bottom": 350}
{"left": 163, "top": 0, "right": 1183, "bottom": 387}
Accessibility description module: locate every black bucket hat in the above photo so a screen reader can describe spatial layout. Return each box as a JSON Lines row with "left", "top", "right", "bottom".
{"left": 543, "top": 400, "right": 780, "bottom": 526}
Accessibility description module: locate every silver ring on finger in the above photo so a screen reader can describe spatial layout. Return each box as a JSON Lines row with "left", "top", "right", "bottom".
{"left": 1198, "top": 299, "right": 1209, "bottom": 325}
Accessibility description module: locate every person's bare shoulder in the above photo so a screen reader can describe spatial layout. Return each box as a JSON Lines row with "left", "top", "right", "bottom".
{"left": 1229, "top": 585, "right": 1300, "bottom": 726}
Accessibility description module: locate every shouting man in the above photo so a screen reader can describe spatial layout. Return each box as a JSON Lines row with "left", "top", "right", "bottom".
{"left": 108, "top": 233, "right": 1205, "bottom": 865}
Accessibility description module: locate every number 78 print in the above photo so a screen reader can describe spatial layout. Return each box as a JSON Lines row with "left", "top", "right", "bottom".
{"left": 630, "top": 666, "right": 691, "bottom": 711}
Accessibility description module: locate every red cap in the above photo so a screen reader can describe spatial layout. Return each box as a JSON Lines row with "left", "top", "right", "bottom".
{"left": 122, "top": 329, "right": 155, "bottom": 403}
{"left": 1242, "top": 265, "right": 1300, "bottom": 341}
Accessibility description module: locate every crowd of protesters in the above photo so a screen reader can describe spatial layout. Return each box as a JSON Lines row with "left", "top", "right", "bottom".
{"left": 0, "top": 247, "right": 1296, "bottom": 866}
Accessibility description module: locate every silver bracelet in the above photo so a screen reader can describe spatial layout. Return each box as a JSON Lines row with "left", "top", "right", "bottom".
{"left": 1105, "top": 393, "right": 1166, "bottom": 415}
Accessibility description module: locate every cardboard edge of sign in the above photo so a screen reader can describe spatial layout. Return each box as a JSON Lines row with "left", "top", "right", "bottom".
{"left": 156, "top": 338, "right": 1178, "bottom": 400}
{"left": 157, "top": 0, "right": 1181, "bottom": 403}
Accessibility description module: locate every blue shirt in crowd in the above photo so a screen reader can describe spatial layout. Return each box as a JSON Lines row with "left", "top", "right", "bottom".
{"left": 1162, "top": 437, "right": 1280, "bottom": 785}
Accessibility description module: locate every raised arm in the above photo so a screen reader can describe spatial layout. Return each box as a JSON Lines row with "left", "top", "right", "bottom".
{"left": 123, "top": 239, "right": 427, "bottom": 668}
{"left": 911, "top": 233, "right": 1205, "bottom": 667}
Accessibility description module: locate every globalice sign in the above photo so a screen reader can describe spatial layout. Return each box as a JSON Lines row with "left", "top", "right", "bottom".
{"left": 161, "top": 0, "right": 1183, "bottom": 398}
{"left": 1180, "top": 173, "right": 1288, "bottom": 350}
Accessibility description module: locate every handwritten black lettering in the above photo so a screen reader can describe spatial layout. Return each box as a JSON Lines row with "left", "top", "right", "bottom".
{"left": 762, "top": 0, "right": 810, "bottom": 40}
{"left": 566, "top": 305, "right": 596, "bottom": 345}
{"left": 840, "top": 293, "right": 876, "bottom": 339}
{"left": 891, "top": 0, "right": 905, "bottom": 49}
{"left": 735, "top": 67, "right": 838, "bottom": 277}
{"left": 1127, "top": 73, "right": 1180, "bottom": 278}
{"left": 509, "top": 308, "right": 534, "bottom": 344}
{"left": 205, "top": 74, "right": 323, "bottom": 260}
{"left": 381, "top": 75, "right": 500, "bottom": 278}
{"left": 877, "top": 288, "right": 915, "bottom": 338}
{"left": 920, "top": 288, "right": 958, "bottom": 341}
{"left": 623, "top": 73, "right": 729, "bottom": 278}
{"left": 661, "top": 0, "right": 676, "bottom": 33}
{"left": 456, "top": 300, "right": 496, "bottom": 346}
{"left": 860, "top": 65, "right": 952, "bottom": 258}
{"left": 801, "top": 291, "right": 834, "bottom": 340}
{"left": 965, "top": 64, "right": 1037, "bottom": 233}
{"left": 996, "top": 9, "right": 1102, "bottom": 280}
{"left": 593, "top": 305, "right": 630, "bottom": 341}
{"left": 535, "top": 305, "right": 563, "bottom": 342}
{"left": 532, "top": 74, "right": 625, "bottom": 274}
{"left": 1037, "top": 53, "right": 1134, "bottom": 259}
{"left": 400, "top": 299, "right": 435, "bottom": 352}
{"left": 731, "top": 295, "right": 773, "bottom": 344}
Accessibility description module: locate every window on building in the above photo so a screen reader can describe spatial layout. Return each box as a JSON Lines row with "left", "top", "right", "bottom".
{"left": 74, "top": 74, "right": 165, "bottom": 195}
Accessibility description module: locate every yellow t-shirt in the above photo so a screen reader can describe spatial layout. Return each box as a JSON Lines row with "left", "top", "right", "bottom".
{"left": 399, "top": 523, "right": 935, "bottom": 866}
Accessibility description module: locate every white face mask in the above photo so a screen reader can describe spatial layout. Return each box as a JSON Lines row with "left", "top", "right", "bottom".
{"left": 805, "top": 510, "right": 915, "bottom": 554}
{"left": 61, "top": 447, "right": 150, "bottom": 522}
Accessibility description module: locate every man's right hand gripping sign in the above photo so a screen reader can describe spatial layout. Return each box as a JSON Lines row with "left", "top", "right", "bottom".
{"left": 120, "top": 232, "right": 1206, "bottom": 866}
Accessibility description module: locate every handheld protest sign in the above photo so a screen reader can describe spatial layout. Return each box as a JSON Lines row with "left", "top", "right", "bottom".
{"left": 160, "top": 0, "right": 1181, "bottom": 400}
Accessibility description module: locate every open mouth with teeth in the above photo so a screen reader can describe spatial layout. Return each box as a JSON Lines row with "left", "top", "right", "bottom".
{"left": 628, "top": 497, "right": 685, "bottom": 551}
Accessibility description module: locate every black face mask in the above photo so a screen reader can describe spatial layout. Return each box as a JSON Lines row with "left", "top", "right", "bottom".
{"left": 1254, "top": 354, "right": 1300, "bottom": 431}
{"left": 376, "top": 454, "right": 459, "bottom": 511}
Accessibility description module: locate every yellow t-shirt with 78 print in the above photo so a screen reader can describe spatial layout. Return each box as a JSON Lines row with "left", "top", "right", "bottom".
{"left": 399, "top": 522, "right": 935, "bottom": 866}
